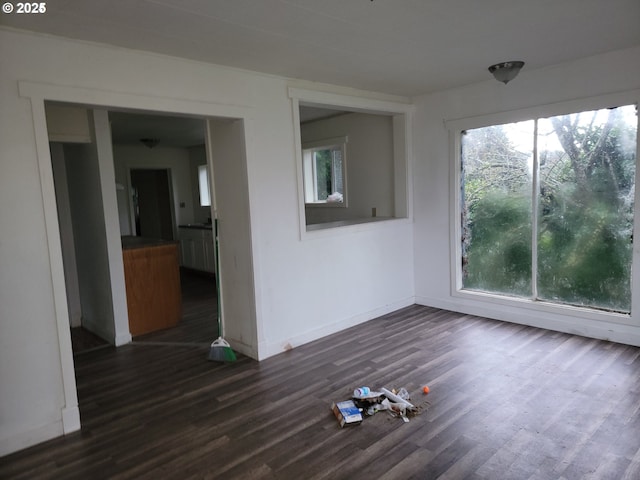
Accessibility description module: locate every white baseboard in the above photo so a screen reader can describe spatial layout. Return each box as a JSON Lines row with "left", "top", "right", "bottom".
{"left": 257, "top": 296, "right": 416, "bottom": 360}
{"left": 416, "top": 295, "right": 640, "bottom": 348}
{"left": 0, "top": 420, "right": 63, "bottom": 458}
{"left": 224, "top": 337, "right": 258, "bottom": 360}
{"left": 62, "top": 405, "right": 81, "bottom": 434}
{"left": 0, "top": 403, "right": 82, "bottom": 457}
{"left": 114, "top": 332, "right": 132, "bottom": 346}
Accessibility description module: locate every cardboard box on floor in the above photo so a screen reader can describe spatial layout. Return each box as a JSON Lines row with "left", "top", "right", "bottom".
{"left": 331, "top": 400, "right": 363, "bottom": 427}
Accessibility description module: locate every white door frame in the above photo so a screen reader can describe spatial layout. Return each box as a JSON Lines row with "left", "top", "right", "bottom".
{"left": 19, "top": 80, "right": 255, "bottom": 435}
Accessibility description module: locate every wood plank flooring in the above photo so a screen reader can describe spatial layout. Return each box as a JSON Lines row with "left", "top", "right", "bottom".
{"left": 133, "top": 268, "right": 218, "bottom": 345}
{"left": 71, "top": 268, "right": 218, "bottom": 354}
{"left": 2, "top": 286, "right": 640, "bottom": 479}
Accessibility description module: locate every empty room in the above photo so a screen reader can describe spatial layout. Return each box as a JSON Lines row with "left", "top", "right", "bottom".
{"left": 1, "top": 1, "right": 640, "bottom": 478}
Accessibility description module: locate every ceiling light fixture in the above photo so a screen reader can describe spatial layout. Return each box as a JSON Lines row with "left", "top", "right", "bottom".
{"left": 488, "top": 61, "right": 525, "bottom": 84}
{"left": 140, "top": 138, "right": 159, "bottom": 148}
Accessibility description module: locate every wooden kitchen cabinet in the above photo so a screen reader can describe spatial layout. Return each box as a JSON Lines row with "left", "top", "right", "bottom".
{"left": 122, "top": 237, "right": 182, "bottom": 336}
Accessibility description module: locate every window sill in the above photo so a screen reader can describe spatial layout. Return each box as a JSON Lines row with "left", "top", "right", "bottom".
{"left": 302, "top": 217, "right": 409, "bottom": 239}
{"left": 305, "top": 202, "right": 346, "bottom": 208}
{"left": 452, "top": 287, "right": 633, "bottom": 326}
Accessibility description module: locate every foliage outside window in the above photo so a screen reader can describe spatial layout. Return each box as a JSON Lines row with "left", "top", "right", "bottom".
{"left": 303, "top": 137, "right": 347, "bottom": 205}
{"left": 460, "top": 104, "right": 637, "bottom": 313}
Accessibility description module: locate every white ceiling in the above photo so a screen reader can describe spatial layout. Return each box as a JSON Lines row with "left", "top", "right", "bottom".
{"left": 3, "top": 0, "right": 639, "bottom": 97}
{"left": 106, "top": 105, "right": 346, "bottom": 148}
{"left": 109, "top": 111, "right": 206, "bottom": 148}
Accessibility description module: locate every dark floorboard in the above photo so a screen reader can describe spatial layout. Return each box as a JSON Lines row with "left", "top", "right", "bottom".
{"left": 71, "top": 268, "right": 219, "bottom": 354}
{"left": 70, "top": 326, "right": 109, "bottom": 353}
{"left": 3, "top": 296, "right": 640, "bottom": 479}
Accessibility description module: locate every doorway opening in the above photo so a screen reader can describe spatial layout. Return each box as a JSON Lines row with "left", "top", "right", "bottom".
{"left": 130, "top": 168, "right": 174, "bottom": 240}
{"left": 28, "top": 81, "right": 257, "bottom": 438}
{"left": 47, "top": 105, "right": 223, "bottom": 355}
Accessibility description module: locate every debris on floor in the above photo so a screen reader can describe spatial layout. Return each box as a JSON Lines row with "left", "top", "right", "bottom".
{"left": 332, "top": 385, "right": 431, "bottom": 427}
{"left": 331, "top": 400, "right": 363, "bottom": 427}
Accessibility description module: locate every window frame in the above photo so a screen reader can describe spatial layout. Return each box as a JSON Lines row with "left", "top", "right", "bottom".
{"left": 302, "top": 136, "right": 348, "bottom": 207}
{"left": 289, "top": 87, "right": 414, "bottom": 238}
{"left": 447, "top": 91, "right": 640, "bottom": 325}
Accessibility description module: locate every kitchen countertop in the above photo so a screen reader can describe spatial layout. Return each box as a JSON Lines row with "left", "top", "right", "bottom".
{"left": 121, "top": 236, "right": 179, "bottom": 249}
{"left": 178, "top": 223, "right": 213, "bottom": 230}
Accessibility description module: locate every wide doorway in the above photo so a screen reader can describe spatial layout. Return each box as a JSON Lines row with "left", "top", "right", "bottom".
{"left": 40, "top": 96, "right": 256, "bottom": 437}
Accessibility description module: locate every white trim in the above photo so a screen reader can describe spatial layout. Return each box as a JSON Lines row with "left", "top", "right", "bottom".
{"left": 18, "top": 80, "right": 258, "bottom": 450}
{"left": 305, "top": 216, "right": 411, "bottom": 238}
{"left": 451, "top": 288, "right": 633, "bottom": 325}
{"left": 62, "top": 406, "right": 81, "bottom": 434}
{"left": 394, "top": 112, "right": 413, "bottom": 219}
{"left": 27, "top": 97, "right": 81, "bottom": 436}
{"left": 93, "top": 109, "right": 132, "bottom": 345}
{"left": 291, "top": 97, "right": 307, "bottom": 240}
{"left": 449, "top": 127, "right": 463, "bottom": 294}
{"left": 631, "top": 101, "right": 640, "bottom": 321}
{"left": 0, "top": 420, "right": 64, "bottom": 458}
{"left": 531, "top": 120, "right": 540, "bottom": 300}
{"left": 302, "top": 135, "right": 348, "bottom": 150}
{"left": 289, "top": 86, "right": 414, "bottom": 239}
{"left": 19, "top": 81, "right": 254, "bottom": 120}
{"left": 258, "top": 295, "right": 416, "bottom": 360}
{"left": 288, "top": 87, "right": 412, "bottom": 114}
{"left": 416, "top": 295, "right": 640, "bottom": 348}
{"left": 445, "top": 90, "right": 640, "bottom": 133}
{"left": 47, "top": 133, "right": 91, "bottom": 143}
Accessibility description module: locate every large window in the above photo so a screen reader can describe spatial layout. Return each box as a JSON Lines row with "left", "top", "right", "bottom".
{"left": 460, "top": 104, "right": 637, "bottom": 313}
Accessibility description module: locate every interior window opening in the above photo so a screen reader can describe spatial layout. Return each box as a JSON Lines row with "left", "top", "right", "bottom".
{"left": 291, "top": 92, "right": 411, "bottom": 233}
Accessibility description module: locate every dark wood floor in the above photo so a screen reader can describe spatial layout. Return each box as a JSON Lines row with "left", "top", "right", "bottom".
{"left": 2, "top": 292, "right": 640, "bottom": 479}
{"left": 71, "top": 269, "right": 219, "bottom": 354}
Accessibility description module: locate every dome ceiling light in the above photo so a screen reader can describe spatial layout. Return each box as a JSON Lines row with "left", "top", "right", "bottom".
{"left": 488, "top": 61, "right": 525, "bottom": 84}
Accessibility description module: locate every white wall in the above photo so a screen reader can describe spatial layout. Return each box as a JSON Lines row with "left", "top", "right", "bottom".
{"left": 92, "top": 110, "right": 132, "bottom": 347}
{"left": 45, "top": 104, "right": 91, "bottom": 143}
{"left": 50, "top": 143, "right": 82, "bottom": 328}
{"left": 413, "top": 45, "right": 640, "bottom": 346}
{"left": 0, "top": 28, "right": 415, "bottom": 455}
{"left": 301, "top": 112, "right": 394, "bottom": 224}
{"left": 208, "top": 119, "right": 257, "bottom": 356}
{"left": 112, "top": 144, "right": 195, "bottom": 236}
{"left": 65, "top": 141, "right": 119, "bottom": 340}
{"left": 61, "top": 109, "right": 131, "bottom": 346}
